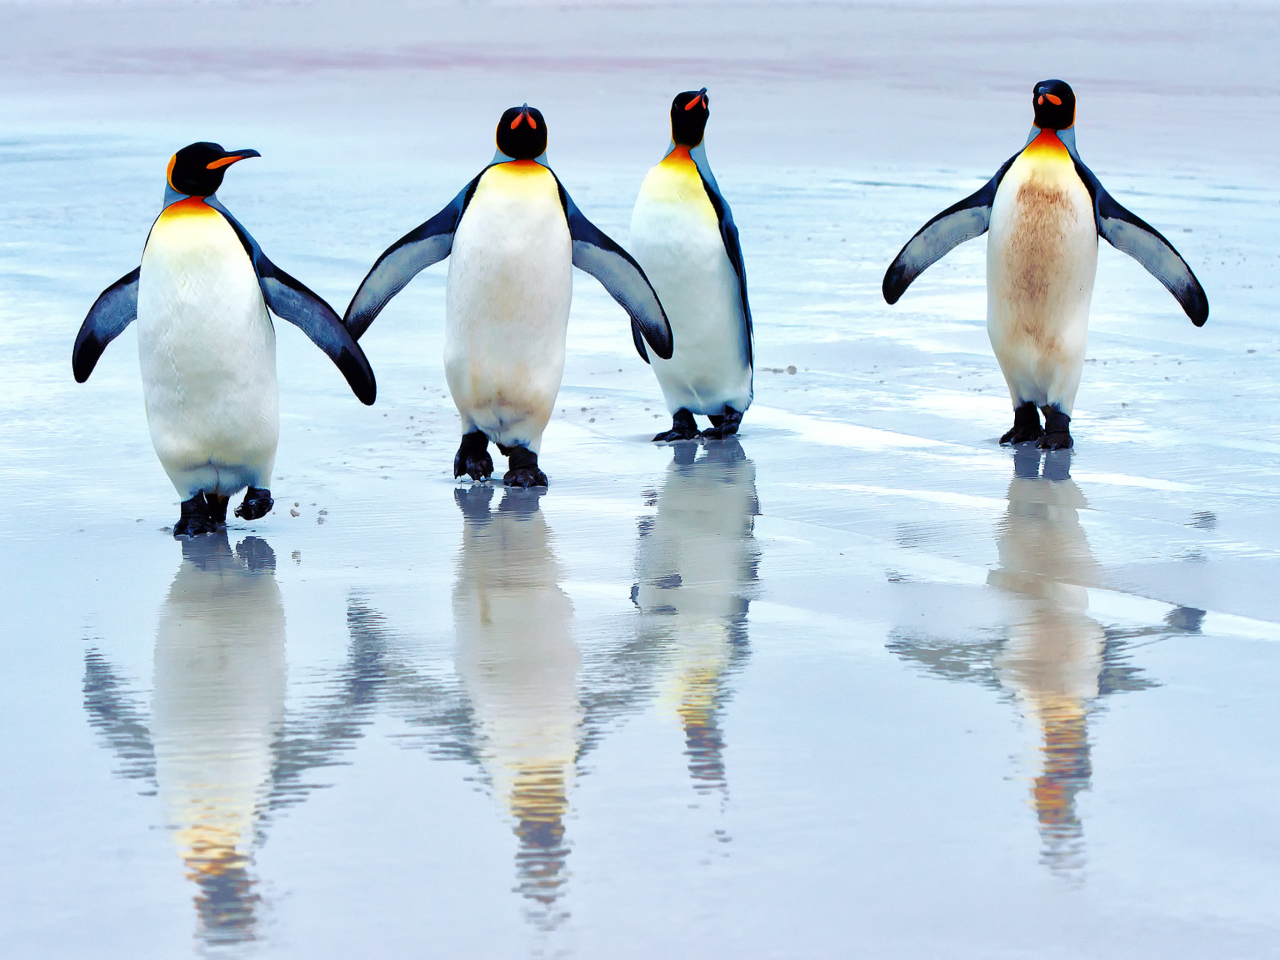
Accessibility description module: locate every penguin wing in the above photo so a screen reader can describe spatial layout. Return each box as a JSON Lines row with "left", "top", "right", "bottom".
{"left": 72, "top": 267, "right": 140, "bottom": 382}
{"left": 342, "top": 175, "right": 482, "bottom": 340}
{"left": 555, "top": 180, "right": 674, "bottom": 362}
{"left": 209, "top": 200, "right": 378, "bottom": 405}
{"left": 690, "top": 148, "right": 754, "bottom": 367}
{"left": 882, "top": 154, "right": 1018, "bottom": 304}
{"left": 1073, "top": 160, "right": 1209, "bottom": 326}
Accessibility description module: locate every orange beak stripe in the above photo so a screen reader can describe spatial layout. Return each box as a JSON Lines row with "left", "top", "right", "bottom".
{"left": 684, "top": 96, "right": 700, "bottom": 111}
{"left": 206, "top": 155, "right": 246, "bottom": 170}
{"left": 527, "top": 113, "right": 537, "bottom": 130}
{"left": 1045, "top": 93, "right": 1062, "bottom": 105}
{"left": 511, "top": 112, "right": 524, "bottom": 129}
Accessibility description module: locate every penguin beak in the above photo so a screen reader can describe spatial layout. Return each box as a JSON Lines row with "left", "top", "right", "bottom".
{"left": 206, "top": 149, "right": 261, "bottom": 171}
{"left": 511, "top": 105, "right": 536, "bottom": 130}
{"left": 684, "top": 88, "right": 708, "bottom": 111}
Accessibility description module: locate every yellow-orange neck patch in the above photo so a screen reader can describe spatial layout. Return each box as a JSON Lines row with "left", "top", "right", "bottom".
{"left": 1022, "top": 128, "right": 1071, "bottom": 160}
{"left": 160, "top": 196, "right": 216, "bottom": 219}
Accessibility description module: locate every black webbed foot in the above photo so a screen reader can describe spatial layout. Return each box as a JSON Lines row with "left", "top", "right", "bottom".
{"left": 504, "top": 466, "right": 549, "bottom": 488}
{"left": 454, "top": 430, "right": 494, "bottom": 481}
{"left": 653, "top": 409, "right": 700, "bottom": 443}
{"left": 499, "top": 444, "right": 548, "bottom": 488}
{"left": 1000, "top": 401, "right": 1045, "bottom": 445}
{"left": 1037, "top": 406, "right": 1073, "bottom": 450}
{"left": 173, "top": 492, "right": 222, "bottom": 539}
{"left": 702, "top": 406, "right": 743, "bottom": 440}
{"left": 234, "top": 486, "right": 273, "bottom": 520}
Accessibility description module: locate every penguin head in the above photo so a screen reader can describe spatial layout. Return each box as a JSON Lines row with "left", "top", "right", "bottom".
{"left": 1032, "top": 79, "right": 1075, "bottom": 130}
{"left": 166, "top": 142, "right": 261, "bottom": 197}
{"left": 496, "top": 105, "right": 548, "bottom": 160}
{"left": 670, "top": 88, "right": 709, "bottom": 147}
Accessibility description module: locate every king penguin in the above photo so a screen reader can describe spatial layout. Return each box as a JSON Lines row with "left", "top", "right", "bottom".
{"left": 73, "top": 142, "right": 376, "bottom": 537}
{"left": 629, "top": 88, "right": 753, "bottom": 442}
{"left": 344, "top": 104, "right": 673, "bottom": 488}
{"left": 883, "top": 80, "right": 1208, "bottom": 449}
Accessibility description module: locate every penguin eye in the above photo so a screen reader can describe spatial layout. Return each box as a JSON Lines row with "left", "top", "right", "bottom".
{"left": 1045, "top": 93, "right": 1062, "bottom": 106}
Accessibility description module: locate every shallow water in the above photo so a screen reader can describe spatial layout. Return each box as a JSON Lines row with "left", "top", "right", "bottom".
{"left": 4, "top": 2, "right": 1280, "bottom": 957}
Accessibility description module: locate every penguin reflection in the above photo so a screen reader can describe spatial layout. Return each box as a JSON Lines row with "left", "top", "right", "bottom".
{"left": 887, "top": 448, "right": 1191, "bottom": 877}
{"left": 632, "top": 440, "right": 759, "bottom": 796}
{"left": 453, "top": 485, "right": 579, "bottom": 918}
{"left": 85, "top": 537, "right": 468, "bottom": 946}
{"left": 988, "top": 448, "right": 1102, "bottom": 873}
{"left": 151, "top": 532, "right": 284, "bottom": 944}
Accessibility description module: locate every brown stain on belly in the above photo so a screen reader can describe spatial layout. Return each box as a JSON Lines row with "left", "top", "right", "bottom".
{"left": 1006, "top": 180, "right": 1079, "bottom": 354}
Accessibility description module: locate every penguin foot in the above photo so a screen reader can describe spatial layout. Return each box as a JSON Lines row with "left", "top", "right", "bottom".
{"left": 1000, "top": 402, "right": 1045, "bottom": 445}
{"left": 500, "top": 444, "right": 548, "bottom": 488}
{"left": 702, "top": 406, "right": 743, "bottom": 440}
{"left": 173, "top": 492, "right": 222, "bottom": 538}
{"left": 235, "top": 486, "right": 274, "bottom": 521}
{"left": 504, "top": 466, "right": 549, "bottom": 488}
{"left": 454, "top": 430, "right": 494, "bottom": 481}
{"left": 653, "top": 409, "right": 700, "bottom": 443}
{"left": 1036, "top": 406, "right": 1073, "bottom": 450}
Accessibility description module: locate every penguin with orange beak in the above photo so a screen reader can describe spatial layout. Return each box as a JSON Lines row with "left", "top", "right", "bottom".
{"left": 344, "top": 105, "right": 672, "bottom": 488}
{"left": 883, "top": 80, "right": 1208, "bottom": 449}
{"left": 630, "top": 88, "right": 753, "bottom": 442}
{"left": 73, "top": 142, "right": 376, "bottom": 536}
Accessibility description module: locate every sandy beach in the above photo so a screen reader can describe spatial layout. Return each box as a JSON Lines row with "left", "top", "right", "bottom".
{"left": 2, "top": 2, "right": 1278, "bottom": 957}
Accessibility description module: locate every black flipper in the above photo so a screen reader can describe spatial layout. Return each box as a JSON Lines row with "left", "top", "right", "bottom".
{"left": 208, "top": 198, "right": 377, "bottom": 405}
{"left": 882, "top": 154, "right": 1019, "bottom": 304}
{"left": 1071, "top": 160, "right": 1209, "bottom": 326}
{"left": 689, "top": 143, "right": 753, "bottom": 367}
{"left": 342, "top": 174, "right": 483, "bottom": 340}
{"left": 554, "top": 178, "right": 673, "bottom": 362}
{"left": 73, "top": 268, "right": 140, "bottom": 382}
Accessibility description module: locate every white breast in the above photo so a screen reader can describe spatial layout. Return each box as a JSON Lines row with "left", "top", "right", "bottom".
{"left": 986, "top": 135, "right": 1098, "bottom": 413}
{"left": 137, "top": 200, "right": 278, "bottom": 496}
{"left": 630, "top": 153, "right": 751, "bottom": 416}
{"left": 444, "top": 163, "right": 572, "bottom": 452}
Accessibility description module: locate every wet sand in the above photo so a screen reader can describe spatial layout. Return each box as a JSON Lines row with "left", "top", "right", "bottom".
{"left": 2, "top": 2, "right": 1279, "bottom": 957}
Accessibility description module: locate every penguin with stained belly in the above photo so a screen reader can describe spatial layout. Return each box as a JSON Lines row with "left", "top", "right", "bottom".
{"left": 883, "top": 80, "right": 1208, "bottom": 449}
{"left": 630, "top": 89, "right": 753, "bottom": 442}
{"left": 344, "top": 105, "right": 673, "bottom": 487}
{"left": 73, "top": 142, "right": 376, "bottom": 537}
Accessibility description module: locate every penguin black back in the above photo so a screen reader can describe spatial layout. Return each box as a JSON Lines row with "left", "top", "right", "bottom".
{"left": 166, "top": 142, "right": 261, "bottom": 198}
{"left": 495, "top": 105, "right": 548, "bottom": 160}
{"left": 1032, "top": 80, "right": 1075, "bottom": 131}
{"left": 671, "top": 89, "right": 709, "bottom": 146}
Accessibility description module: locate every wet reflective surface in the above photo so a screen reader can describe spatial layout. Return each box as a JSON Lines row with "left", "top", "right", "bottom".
{"left": 4, "top": 2, "right": 1280, "bottom": 957}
